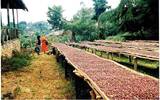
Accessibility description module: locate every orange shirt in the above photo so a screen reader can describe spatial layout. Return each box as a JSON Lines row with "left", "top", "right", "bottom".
{"left": 41, "top": 39, "right": 48, "bottom": 52}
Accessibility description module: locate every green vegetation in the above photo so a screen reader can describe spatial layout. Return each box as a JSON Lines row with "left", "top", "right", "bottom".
{"left": 106, "top": 33, "right": 126, "bottom": 41}
{"left": 18, "top": 21, "right": 51, "bottom": 35}
{"left": 18, "top": 21, "right": 51, "bottom": 48}
{"left": 48, "top": 34, "right": 71, "bottom": 43}
{"left": 47, "top": 5, "right": 64, "bottom": 30}
{"left": 63, "top": 7, "right": 98, "bottom": 42}
{"left": 2, "top": 54, "right": 76, "bottom": 99}
{"left": 1, "top": 50, "right": 32, "bottom": 71}
{"left": 98, "top": 0, "right": 158, "bottom": 40}
{"left": 92, "top": 0, "right": 110, "bottom": 20}
{"left": 47, "top": 0, "right": 158, "bottom": 42}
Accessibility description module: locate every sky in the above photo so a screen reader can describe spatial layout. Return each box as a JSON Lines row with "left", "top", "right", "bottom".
{"left": 1, "top": 0, "right": 121, "bottom": 24}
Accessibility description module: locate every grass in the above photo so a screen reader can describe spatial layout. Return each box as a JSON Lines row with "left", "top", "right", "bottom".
{"left": 2, "top": 50, "right": 32, "bottom": 72}
{"left": 2, "top": 54, "right": 76, "bottom": 99}
{"left": 137, "top": 58, "right": 159, "bottom": 69}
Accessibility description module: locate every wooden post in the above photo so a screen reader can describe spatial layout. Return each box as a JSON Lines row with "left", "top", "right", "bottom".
{"left": 89, "top": 48, "right": 91, "bottom": 52}
{"left": 12, "top": 9, "right": 15, "bottom": 28}
{"left": 100, "top": 51, "right": 103, "bottom": 57}
{"left": 91, "top": 48, "right": 93, "bottom": 53}
{"left": 111, "top": 52, "right": 113, "bottom": 60}
{"left": 1, "top": 13, "right": 2, "bottom": 27}
{"left": 128, "top": 55, "right": 132, "bottom": 63}
{"left": 7, "top": 3, "right": 10, "bottom": 28}
{"left": 16, "top": 9, "right": 19, "bottom": 28}
{"left": 133, "top": 57, "right": 137, "bottom": 70}
{"left": 93, "top": 49, "right": 95, "bottom": 54}
{"left": 95, "top": 49, "right": 97, "bottom": 55}
{"left": 107, "top": 52, "right": 109, "bottom": 59}
{"left": 118, "top": 53, "right": 121, "bottom": 59}
{"left": 86, "top": 47, "right": 88, "bottom": 51}
{"left": 90, "top": 90, "right": 96, "bottom": 99}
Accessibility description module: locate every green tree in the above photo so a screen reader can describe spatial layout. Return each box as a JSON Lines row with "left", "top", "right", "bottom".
{"left": 92, "top": 0, "right": 111, "bottom": 39}
{"left": 47, "top": 5, "right": 63, "bottom": 30}
{"left": 18, "top": 21, "right": 27, "bottom": 30}
{"left": 65, "top": 7, "right": 97, "bottom": 42}
{"left": 98, "top": 0, "right": 158, "bottom": 40}
{"left": 31, "top": 21, "right": 51, "bottom": 34}
{"left": 92, "top": 0, "right": 110, "bottom": 20}
{"left": 18, "top": 21, "right": 27, "bottom": 35}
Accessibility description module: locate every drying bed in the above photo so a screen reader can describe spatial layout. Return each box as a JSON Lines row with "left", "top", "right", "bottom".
{"left": 52, "top": 43, "right": 159, "bottom": 99}
{"left": 93, "top": 45, "right": 158, "bottom": 59}
{"left": 94, "top": 40, "right": 159, "bottom": 52}
{"left": 68, "top": 42, "right": 159, "bottom": 60}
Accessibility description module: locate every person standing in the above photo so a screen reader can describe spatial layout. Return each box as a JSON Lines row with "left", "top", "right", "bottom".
{"left": 41, "top": 36, "right": 48, "bottom": 53}
{"left": 35, "top": 35, "right": 41, "bottom": 55}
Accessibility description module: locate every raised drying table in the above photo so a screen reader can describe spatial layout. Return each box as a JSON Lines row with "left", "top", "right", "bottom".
{"left": 52, "top": 43, "right": 158, "bottom": 99}
{"left": 68, "top": 42, "right": 159, "bottom": 71}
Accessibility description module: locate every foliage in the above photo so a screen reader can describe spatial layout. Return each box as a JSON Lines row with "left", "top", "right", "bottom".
{"left": 18, "top": 21, "right": 51, "bottom": 48}
{"left": 18, "top": 21, "right": 27, "bottom": 32}
{"left": 9, "top": 50, "right": 32, "bottom": 70}
{"left": 2, "top": 50, "right": 32, "bottom": 71}
{"left": 48, "top": 33, "right": 72, "bottom": 43}
{"left": 46, "top": 0, "right": 158, "bottom": 42}
{"left": 26, "top": 21, "right": 51, "bottom": 34}
{"left": 47, "top": 5, "right": 64, "bottom": 30}
{"left": 64, "top": 7, "right": 98, "bottom": 42}
{"left": 106, "top": 33, "right": 126, "bottom": 42}
{"left": 17, "top": 21, "right": 50, "bottom": 49}
{"left": 98, "top": 10, "right": 119, "bottom": 39}
{"left": 92, "top": 0, "right": 110, "bottom": 20}
{"left": 98, "top": 0, "right": 158, "bottom": 40}
{"left": 20, "top": 34, "right": 36, "bottom": 48}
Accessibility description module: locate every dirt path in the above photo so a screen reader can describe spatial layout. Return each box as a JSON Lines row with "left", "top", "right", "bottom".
{"left": 2, "top": 54, "right": 75, "bottom": 99}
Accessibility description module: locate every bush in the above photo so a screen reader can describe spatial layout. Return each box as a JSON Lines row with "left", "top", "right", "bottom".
{"left": 9, "top": 57, "right": 29, "bottom": 70}
{"left": 106, "top": 33, "right": 126, "bottom": 42}
{"left": 2, "top": 50, "right": 32, "bottom": 71}
{"left": 12, "top": 50, "right": 32, "bottom": 60}
{"left": 59, "top": 34, "right": 71, "bottom": 43}
{"left": 98, "top": 0, "right": 158, "bottom": 40}
{"left": 48, "top": 34, "right": 72, "bottom": 43}
{"left": 105, "top": 31, "right": 154, "bottom": 41}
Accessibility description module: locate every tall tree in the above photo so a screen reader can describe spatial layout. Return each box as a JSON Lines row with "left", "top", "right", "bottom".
{"left": 47, "top": 5, "right": 63, "bottom": 30}
{"left": 18, "top": 21, "right": 27, "bottom": 35}
{"left": 98, "top": 0, "right": 158, "bottom": 40}
{"left": 92, "top": 0, "right": 111, "bottom": 39}
{"left": 31, "top": 21, "right": 51, "bottom": 34}
{"left": 66, "top": 7, "right": 97, "bottom": 42}
{"left": 92, "top": 0, "right": 110, "bottom": 20}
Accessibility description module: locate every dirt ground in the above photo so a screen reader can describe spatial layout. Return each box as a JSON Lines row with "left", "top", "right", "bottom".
{"left": 1, "top": 54, "right": 75, "bottom": 99}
